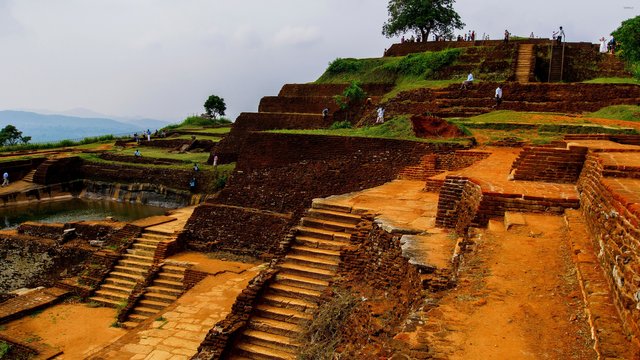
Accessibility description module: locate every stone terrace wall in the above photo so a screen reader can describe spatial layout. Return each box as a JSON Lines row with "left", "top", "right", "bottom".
{"left": 565, "top": 134, "right": 640, "bottom": 146}
{"left": 217, "top": 133, "right": 468, "bottom": 214}
{"left": 435, "top": 176, "right": 482, "bottom": 230}
{"left": 0, "top": 235, "right": 93, "bottom": 293}
{"left": 0, "top": 158, "right": 45, "bottom": 181}
{"left": 578, "top": 152, "right": 640, "bottom": 340}
{"left": 33, "top": 157, "right": 83, "bottom": 185}
{"left": 384, "top": 39, "right": 560, "bottom": 57}
{"left": 258, "top": 96, "right": 340, "bottom": 114}
{"left": 80, "top": 162, "right": 212, "bottom": 191}
{"left": 278, "top": 83, "right": 393, "bottom": 97}
{"left": 437, "top": 151, "right": 491, "bottom": 171}
{"left": 510, "top": 145, "right": 588, "bottom": 183}
{"left": 178, "top": 204, "right": 292, "bottom": 260}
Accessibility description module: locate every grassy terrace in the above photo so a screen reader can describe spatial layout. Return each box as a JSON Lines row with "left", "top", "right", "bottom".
{"left": 583, "top": 77, "right": 640, "bottom": 85}
{"left": 79, "top": 151, "right": 234, "bottom": 172}
{"left": 174, "top": 127, "right": 231, "bottom": 134}
{"left": 267, "top": 117, "right": 473, "bottom": 145}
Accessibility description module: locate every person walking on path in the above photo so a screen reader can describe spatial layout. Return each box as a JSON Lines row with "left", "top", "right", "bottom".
{"left": 376, "top": 107, "right": 385, "bottom": 124}
{"left": 493, "top": 85, "right": 503, "bottom": 108}
{"left": 2, "top": 172, "right": 8, "bottom": 187}
{"left": 556, "top": 26, "right": 565, "bottom": 44}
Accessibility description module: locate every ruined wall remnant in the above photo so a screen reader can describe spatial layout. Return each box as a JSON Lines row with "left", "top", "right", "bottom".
{"left": 578, "top": 152, "right": 640, "bottom": 341}
{"left": 178, "top": 203, "right": 292, "bottom": 260}
{"left": 0, "top": 235, "right": 93, "bottom": 293}
{"left": 435, "top": 176, "right": 483, "bottom": 231}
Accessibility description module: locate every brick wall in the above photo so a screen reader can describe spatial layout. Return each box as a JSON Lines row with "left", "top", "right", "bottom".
{"left": 34, "top": 157, "right": 83, "bottom": 185}
{"left": 0, "top": 158, "right": 45, "bottom": 182}
{"left": 216, "top": 133, "right": 467, "bottom": 215}
{"left": 435, "top": 176, "right": 483, "bottom": 230}
{"left": 178, "top": 203, "right": 293, "bottom": 260}
{"left": 578, "top": 152, "right": 640, "bottom": 341}
{"left": 437, "top": 151, "right": 491, "bottom": 170}
{"left": 99, "top": 153, "right": 188, "bottom": 165}
{"left": 278, "top": 83, "right": 392, "bottom": 97}
{"left": 384, "top": 39, "right": 555, "bottom": 57}
{"left": 183, "top": 268, "right": 208, "bottom": 291}
{"left": 510, "top": 145, "right": 588, "bottom": 183}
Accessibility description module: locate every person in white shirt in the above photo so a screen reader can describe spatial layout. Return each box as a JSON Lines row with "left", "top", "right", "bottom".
{"left": 376, "top": 107, "right": 385, "bottom": 124}
{"left": 494, "top": 85, "right": 503, "bottom": 108}
{"left": 2, "top": 172, "right": 8, "bottom": 187}
{"left": 461, "top": 73, "right": 474, "bottom": 89}
{"left": 557, "top": 26, "right": 565, "bottom": 44}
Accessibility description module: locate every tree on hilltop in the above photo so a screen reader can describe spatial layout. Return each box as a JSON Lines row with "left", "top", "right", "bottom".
{"left": 612, "top": 16, "right": 640, "bottom": 63}
{"left": 204, "top": 95, "right": 226, "bottom": 119}
{"left": 382, "top": 0, "right": 464, "bottom": 41}
{"left": 0, "top": 125, "right": 31, "bottom": 146}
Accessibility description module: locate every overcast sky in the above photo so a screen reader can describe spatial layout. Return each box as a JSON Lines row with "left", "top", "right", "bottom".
{"left": 0, "top": 0, "right": 636, "bottom": 122}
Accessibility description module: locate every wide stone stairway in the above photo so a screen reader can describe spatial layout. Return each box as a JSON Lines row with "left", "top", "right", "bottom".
{"left": 122, "top": 262, "right": 189, "bottom": 328}
{"left": 227, "top": 203, "right": 362, "bottom": 360}
{"left": 89, "top": 230, "right": 176, "bottom": 307}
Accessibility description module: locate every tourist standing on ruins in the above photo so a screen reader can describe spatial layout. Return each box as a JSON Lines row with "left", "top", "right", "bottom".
{"left": 322, "top": 108, "right": 329, "bottom": 120}
{"left": 2, "top": 172, "right": 8, "bottom": 187}
{"left": 376, "top": 107, "right": 385, "bottom": 124}
{"left": 146, "top": 129, "right": 151, "bottom": 142}
{"left": 134, "top": 149, "right": 141, "bottom": 157}
{"left": 557, "top": 26, "right": 565, "bottom": 44}
{"left": 213, "top": 155, "right": 218, "bottom": 167}
{"left": 494, "top": 85, "right": 503, "bottom": 108}
{"left": 600, "top": 37, "right": 608, "bottom": 53}
{"left": 193, "top": 163, "right": 199, "bottom": 172}
{"left": 504, "top": 30, "right": 510, "bottom": 44}
{"left": 461, "top": 73, "right": 474, "bottom": 89}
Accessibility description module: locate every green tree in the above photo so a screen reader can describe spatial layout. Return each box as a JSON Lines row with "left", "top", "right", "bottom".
{"left": 0, "top": 125, "right": 31, "bottom": 146}
{"left": 204, "top": 95, "right": 226, "bottom": 119}
{"left": 612, "top": 16, "right": 640, "bottom": 63}
{"left": 333, "top": 82, "right": 368, "bottom": 121}
{"left": 382, "top": 0, "right": 464, "bottom": 41}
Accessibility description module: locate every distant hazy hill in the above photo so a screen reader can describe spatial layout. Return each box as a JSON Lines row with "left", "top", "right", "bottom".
{"left": 0, "top": 110, "right": 170, "bottom": 143}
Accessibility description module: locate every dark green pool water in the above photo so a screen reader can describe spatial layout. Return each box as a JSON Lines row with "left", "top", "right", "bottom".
{"left": 0, "top": 198, "right": 167, "bottom": 229}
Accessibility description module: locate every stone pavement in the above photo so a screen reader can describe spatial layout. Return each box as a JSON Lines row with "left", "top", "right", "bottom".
{"left": 0, "top": 287, "right": 68, "bottom": 324}
{"left": 88, "top": 263, "right": 260, "bottom": 360}
{"left": 144, "top": 206, "right": 195, "bottom": 234}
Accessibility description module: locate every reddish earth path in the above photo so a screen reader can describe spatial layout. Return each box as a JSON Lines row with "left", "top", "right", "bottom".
{"left": 418, "top": 214, "right": 596, "bottom": 359}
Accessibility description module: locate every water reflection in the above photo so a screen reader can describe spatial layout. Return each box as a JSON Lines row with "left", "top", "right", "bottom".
{"left": 0, "top": 198, "right": 167, "bottom": 230}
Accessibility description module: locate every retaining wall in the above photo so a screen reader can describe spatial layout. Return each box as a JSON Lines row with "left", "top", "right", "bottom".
{"left": 511, "top": 145, "right": 588, "bottom": 183}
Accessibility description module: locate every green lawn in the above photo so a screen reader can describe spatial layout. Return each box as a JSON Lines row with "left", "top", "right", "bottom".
{"left": 80, "top": 152, "right": 234, "bottom": 172}
{"left": 173, "top": 127, "right": 231, "bottom": 134}
{"left": 162, "top": 134, "right": 222, "bottom": 141}
{"left": 111, "top": 147, "right": 211, "bottom": 163}
{"left": 583, "top": 77, "right": 639, "bottom": 85}
{"left": 589, "top": 105, "right": 640, "bottom": 122}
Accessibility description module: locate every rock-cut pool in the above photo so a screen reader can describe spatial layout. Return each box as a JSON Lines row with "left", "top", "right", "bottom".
{"left": 0, "top": 198, "right": 168, "bottom": 229}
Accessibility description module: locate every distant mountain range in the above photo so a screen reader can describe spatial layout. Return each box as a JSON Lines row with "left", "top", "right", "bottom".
{"left": 0, "top": 110, "right": 172, "bottom": 143}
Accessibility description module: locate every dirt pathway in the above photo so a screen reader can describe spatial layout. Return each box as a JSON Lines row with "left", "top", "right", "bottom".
{"left": 420, "top": 213, "right": 595, "bottom": 359}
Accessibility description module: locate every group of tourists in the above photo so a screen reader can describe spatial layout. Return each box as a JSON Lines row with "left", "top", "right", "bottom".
{"left": 599, "top": 36, "right": 617, "bottom": 54}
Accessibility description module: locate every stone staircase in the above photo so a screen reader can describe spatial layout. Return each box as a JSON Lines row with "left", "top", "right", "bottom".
{"left": 549, "top": 44, "right": 565, "bottom": 82}
{"left": 89, "top": 230, "right": 175, "bottom": 307}
{"left": 22, "top": 169, "right": 37, "bottom": 183}
{"left": 227, "top": 202, "right": 362, "bottom": 360}
{"left": 516, "top": 44, "right": 534, "bottom": 83}
{"left": 122, "top": 262, "right": 188, "bottom": 328}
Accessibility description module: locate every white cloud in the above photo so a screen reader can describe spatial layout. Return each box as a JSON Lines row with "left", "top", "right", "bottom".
{"left": 271, "top": 25, "right": 321, "bottom": 47}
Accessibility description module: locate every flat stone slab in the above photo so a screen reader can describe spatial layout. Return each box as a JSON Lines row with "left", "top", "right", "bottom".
{"left": 504, "top": 212, "right": 526, "bottom": 230}
{"left": 131, "top": 215, "right": 176, "bottom": 228}
{"left": 0, "top": 287, "right": 68, "bottom": 324}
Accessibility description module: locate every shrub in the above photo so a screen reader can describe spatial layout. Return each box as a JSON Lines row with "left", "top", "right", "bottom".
{"left": 0, "top": 341, "right": 10, "bottom": 358}
{"left": 326, "top": 58, "right": 363, "bottom": 74}
{"left": 329, "top": 121, "right": 353, "bottom": 130}
{"left": 389, "top": 48, "right": 462, "bottom": 78}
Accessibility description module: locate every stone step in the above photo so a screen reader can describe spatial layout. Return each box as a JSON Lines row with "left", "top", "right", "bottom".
{"left": 88, "top": 296, "right": 122, "bottom": 308}
{"left": 139, "top": 233, "right": 171, "bottom": 241}
{"left": 101, "top": 284, "right": 135, "bottom": 294}
{"left": 104, "top": 277, "right": 137, "bottom": 288}
{"left": 94, "top": 290, "right": 129, "bottom": 302}
{"left": 307, "top": 208, "right": 361, "bottom": 225}
{"left": 134, "top": 239, "right": 164, "bottom": 246}
{"left": 294, "top": 236, "right": 348, "bottom": 251}
{"left": 262, "top": 294, "right": 318, "bottom": 313}
{"left": 126, "top": 249, "right": 155, "bottom": 257}
{"left": 147, "top": 286, "right": 182, "bottom": 297}
{"left": 113, "top": 265, "right": 147, "bottom": 276}
{"left": 128, "top": 314, "right": 149, "bottom": 323}
{"left": 133, "top": 306, "right": 159, "bottom": 317}
{"left": 143, "top": 229, "right": 175, "bottom": 237}
{"left": 227, "top": 356, "right": 254, "bottom": 360}
{"left": 156, "top": 272, "right": 184, "bottom": 282}
{"left": 138, "top": 299, "right": 168, "bottom": 310}
{"left": 144, "top": 292, "right": 178, "bottom": 303}
{"left": 242, "top": 329, "right": 300, "bottom": 352}
{"left": 311, "top": 200, "right": 352, "bottom": 214}
{"left": 163, "top": 265, "right": 187, "bottom": 274}
{"left": 236, "top": 341, "right": 296, "bottom": 360}
{"left": 278, "top": 262, "right": 334, "bottom": 281}
{"left": 121, "top": 254, "right": 154, "bottom": 262}
{"left": 290, "top": 245, "right": 341, "bottom": 261}
{"left": 132, "top": 243, "right": 158, "bottom": 252}
{"left": 122, "top": 321, "right": 142, "bottom": 329}
{"left": 284, "top": 254, "right": 339, "bottom": 271}
{"left": 269, "top": 283, "right": 322, "bottom": 302}
{"left": 255, "top": 304, "right": 313, "bottom": 324}
{"left": 153, "top": 279, "right": 183, "bottom": 290}
{"left": 248, "top": 317, "right": 302, "bottom": 338}
{"left": 109, "top": 271, "right": 144, "bottom": 283}
{"left": 300, "top": 217, "right": 357, "bottom": 232}
{"left": 275, "top": 273, "right": 330, "bottom": 291}
{"left": 118, "top": 259, "right": 152, "bottom": 270}
{"left": 296, "top": 226, "right": 350, "bottom": 242}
